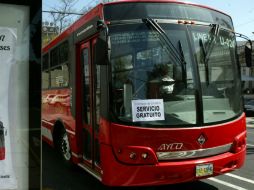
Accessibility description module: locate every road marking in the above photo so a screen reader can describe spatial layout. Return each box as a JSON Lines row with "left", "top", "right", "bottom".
{"left": 208, "top": 177, "right": 247, "bottom": 190}
{"left": 225, "top": 173, "right": 254, "bottom": 184}
{"left": 247, "top": 144, "right": 254, "bottom": 147}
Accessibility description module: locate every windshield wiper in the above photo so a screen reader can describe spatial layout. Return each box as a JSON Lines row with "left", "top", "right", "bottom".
{"left": 204, "top": 24, "right": 220, "bottom": 64}
{"left": 199, "top": 39, "right": 209, "bottom": 85}
{"left": 199, "top": 24, "right": 220, "bottom": 85}
{"left": 142, "top": 17, "right": 187, "bottom": 82}
{"left": 142, "top": 19, "right": 182, "bottom": 65}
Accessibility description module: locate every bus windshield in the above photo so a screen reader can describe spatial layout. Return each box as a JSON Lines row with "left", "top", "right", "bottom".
{"left": 109, "top": 21, "right": 241, "bottom": 127}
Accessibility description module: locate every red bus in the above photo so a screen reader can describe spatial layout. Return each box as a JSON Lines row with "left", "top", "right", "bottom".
{"left": 42, "top": 0, "right": 252, "bottom": 186}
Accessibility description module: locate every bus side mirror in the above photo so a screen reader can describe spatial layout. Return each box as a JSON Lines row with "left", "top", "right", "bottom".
{"left": 245, "top": 42, "right": 252, "bottom": 67}
{"left": 94, "top": 38, "right": 107, "bottom": 65}
{"left": 94, "top": 31, "right": 110, "bottom": 65}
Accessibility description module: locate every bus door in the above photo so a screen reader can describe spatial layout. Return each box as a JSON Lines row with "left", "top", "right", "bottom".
{"left": 80, "top": 40, "right": 101, "bottom": 170}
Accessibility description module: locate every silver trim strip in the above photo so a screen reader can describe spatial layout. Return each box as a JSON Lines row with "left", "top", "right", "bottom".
{"left": 66, "top": 129, "right": 75, "bottom": 135}
{"left": 156, "top": 143, "right": 232, "bottom": 160}
{"left": 77, "top": 163, "right": 102, "bottom": 181}
{"left": 42, "top": 119, "right": 54, "bottom": 126}
{"left": 71, "top": 152, "right": 82, "bottom": 158}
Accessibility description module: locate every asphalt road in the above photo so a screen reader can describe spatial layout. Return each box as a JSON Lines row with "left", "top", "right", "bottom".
{"left": 42, "top": 123, "right": 254, "bottom": 190}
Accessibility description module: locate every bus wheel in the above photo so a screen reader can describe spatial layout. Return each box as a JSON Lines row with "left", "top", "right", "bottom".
{"left": 59, "top": 129, "right": 71, "bottom": 162}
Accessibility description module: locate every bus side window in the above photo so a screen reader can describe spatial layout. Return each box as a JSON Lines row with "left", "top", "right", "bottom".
{"left": 49, "top": 41, "right": 69, "bottom": 88}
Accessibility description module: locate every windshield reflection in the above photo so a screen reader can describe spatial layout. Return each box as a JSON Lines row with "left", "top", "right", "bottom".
{"left": 109, "top": 22, "right": 241, "bottom": 127}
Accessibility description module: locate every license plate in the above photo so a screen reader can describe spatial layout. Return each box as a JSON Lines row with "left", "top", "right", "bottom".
{"left": 196, "top": 163, "right": 213, "bottom": 177}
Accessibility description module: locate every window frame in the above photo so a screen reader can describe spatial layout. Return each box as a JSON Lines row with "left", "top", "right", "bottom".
{"left": 42, "top": 53, "right": 50, "bottom": 89}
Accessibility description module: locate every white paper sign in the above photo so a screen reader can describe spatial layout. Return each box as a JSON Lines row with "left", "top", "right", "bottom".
{"left": 132, "top": 99, "right": 165, "bottom": 122}
{"left": 0, "top": 27, "right": 17, "bottom": 189}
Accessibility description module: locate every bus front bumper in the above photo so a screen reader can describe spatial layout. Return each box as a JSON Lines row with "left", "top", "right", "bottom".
{"left": 100, "top": 144, "right": 246, "bottom": 186}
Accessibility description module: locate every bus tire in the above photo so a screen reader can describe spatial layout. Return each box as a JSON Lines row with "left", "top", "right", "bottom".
{"left": 58, "top": 127, "right": 72, "bottom": 163}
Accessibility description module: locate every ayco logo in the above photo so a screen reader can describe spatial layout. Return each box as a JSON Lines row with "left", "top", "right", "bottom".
{"left": 158, "top": 143, "right": 183, "bottom": 151}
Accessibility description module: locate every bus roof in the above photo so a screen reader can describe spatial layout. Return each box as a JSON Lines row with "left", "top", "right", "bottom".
{"left": 104, "top": 0, "right": 230, "bottom": 17}
{"left": 43, "top": 0, "right": 230, "bottom": 52}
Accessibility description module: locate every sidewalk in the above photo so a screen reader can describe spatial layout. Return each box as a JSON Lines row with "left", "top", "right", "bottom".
{"left": 246, "top": 117, "right": 254, "bottom": 127}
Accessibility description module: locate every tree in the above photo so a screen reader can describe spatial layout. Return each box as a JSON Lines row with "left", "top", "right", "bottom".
{"left": 42, "top": 0, "right": 80, "bottom": 45}
{"left": 48, "top": 0, "right": 78, "bottom": 34}
{"left": 42, "top": 0, "right": 113, "bottom": 45}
